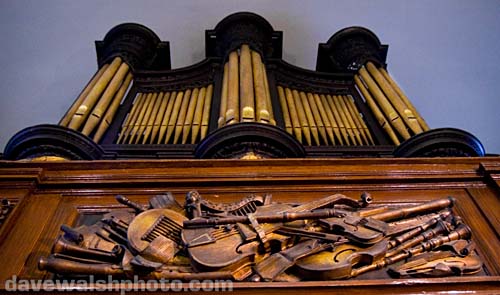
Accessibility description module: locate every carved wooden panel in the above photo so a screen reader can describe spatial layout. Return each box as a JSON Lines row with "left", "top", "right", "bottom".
{"left": 0, "top": 158, "right": 499, "bottom": 294}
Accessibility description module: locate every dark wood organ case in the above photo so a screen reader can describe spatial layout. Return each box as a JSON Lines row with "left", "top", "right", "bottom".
{"left": 3, "top": 12, "right": 486, "bottom": 160}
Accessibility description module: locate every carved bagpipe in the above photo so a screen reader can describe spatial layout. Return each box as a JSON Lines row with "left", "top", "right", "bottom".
{"left": 39, "top": 191, "right": 483, "bottom": 282}
{"left": 4, "top": 12, "right": 485, "bottom": 160}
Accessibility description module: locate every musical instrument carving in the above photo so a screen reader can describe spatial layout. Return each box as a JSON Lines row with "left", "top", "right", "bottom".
{"left": 182, "top": 194, "right": 364, "bottom": 276}
{"left": 38, "top": 192, "right": 483, "bottom": 283}
{"left": 127, "top": 208, "right": 186, "bottom": 263}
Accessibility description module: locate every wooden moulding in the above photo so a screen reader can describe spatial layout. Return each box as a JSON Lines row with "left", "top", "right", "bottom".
{"left": 0, "top": 157, "right": 498, "bottom": 294}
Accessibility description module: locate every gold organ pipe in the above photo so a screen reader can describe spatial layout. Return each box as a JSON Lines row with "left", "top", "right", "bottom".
{"left": 157, "top": 91, "right": 176, "bottom": 144}
{"left": 165, "top": 91, "right": 185, "bottom": 143}
{"left": 82, "top": 61, "right": 130, "bottom": 136}
{"left": 69, "top": 57, "right": 122, "bottom": 130}
{"left": 299, "top": 91, "right": 319, "bottom": 145}
{"left": 314, "top": 94, "right": 335, "bottom": 145}
{"left": 261, "top": 59, "right": 275, "bottom": 125}
{"left": 142, "top": 92, "right": 164, "bottom": 144}
{"left": 332, "top": 95, "right": 358, "bottom": 145}
{"left": 201, "top": 84, "right": 213, "bottom": 140}
{"left": 113, "top": 84, "right": 213, "bottom": 145}
{"left": 284, "top": 87, "right": 302, "bottom": 143}
{"left": 355, "top": 75, "right": 400, "bottom": 145}
{"left": 191, "top": 87, "right": 206, "bottom": 144}
{"left": 251, "top": 50, "right": 269, "bottom": 123}
{"left": 320, "top": 94, "right": 343, "bottom": 145}
{"left": 134, "top": 92, "right": 158, "bottom": 144}
{"left": 292, "top": 89, "right": 311, "bottom": 145}
{"left": 358, "top": 66, "right": 411, "bottom": 140}
{"left": 326, "top": 94, "right": 351, "bottom": 145}
{"left": 338, "top": 95, "right": 363, "bottom": 145}
{"left": 345, "top": 95, "right": 374, "bottom": 145}
{"left": 307, "top": 92, "right": 327, "bottom": 145}
{"left": 226, "top": 51, "right": 239, "bottom": 125}
{"left": 173, "top": 88, "right": 193, "bottom": 144}
{"left": 93, "top": 72, "right": 133, "bottom": 143}
{"left": 275, "top": 85, "right": 381, "bottom": 147}
{"left": 128, "top": 92, "right": 153, "bottom": 144}
{"left": 150, "top": 92, "right": 170, "bottom": 144}
{"left": 239, "top": 45, "right": 255, "bottom": 122}
{"left": 379, "top": 67, "right": 429, "bottom": 131}
{"left": 60, "top": 64, "right": 109, "bottom": 127}
{"left": 277, "top": 86, "right": 293, "bottom": 135}
{"left": 342, "top": 95, "right": 368, "bottom": 145}
{"left": 118, "top": 93, "right": 144, "bottom": 144}
{"left": 218, "top": 62, "right": 229, "bottom": 128}
{"left": 366, "top": 62, "right": 422, "bottom": 135}
{"left": 217, "top": 45, "right": 275, "bottom": 128}
{"left": 182, "top": 88, "right": 200, "bottom": 144}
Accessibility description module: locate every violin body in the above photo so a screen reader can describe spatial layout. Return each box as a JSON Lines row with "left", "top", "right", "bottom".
{"left": 182, "top": 203, "right": 296, "bottom": 277}
{"left": 294, "top": 240, "right": 388, "bottom": 280}
{"left": 182, "top": 195, "right": 365, "bottom": 277}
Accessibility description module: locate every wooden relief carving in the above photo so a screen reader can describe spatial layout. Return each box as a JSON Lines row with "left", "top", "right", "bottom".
{"left": 39, "top": 192, "right": 484, "bottom": 282}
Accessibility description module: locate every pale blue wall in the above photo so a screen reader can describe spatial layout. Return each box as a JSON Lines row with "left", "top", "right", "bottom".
{"left": 1, "top": 0, "right": 499, "bottom": 153}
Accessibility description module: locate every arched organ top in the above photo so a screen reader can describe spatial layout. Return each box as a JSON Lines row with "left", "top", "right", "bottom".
{"left": 3, "top": 12, "right": 485, "bottom": 160}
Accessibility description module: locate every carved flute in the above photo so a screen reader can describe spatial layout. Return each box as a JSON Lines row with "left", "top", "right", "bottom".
{"left": 349, "top": 223, "right": 471, "bottom": 278}
{"left": 184, "top": 208, "right": 344, "bottom": 228}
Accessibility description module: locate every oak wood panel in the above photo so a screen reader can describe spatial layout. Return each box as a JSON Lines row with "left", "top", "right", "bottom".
{"left": 447, "top": 189, "right": 500, "bottom": 275}
{"left": 0, "top": 193, "right": 61, "bottom": 282}
{"left": 480, "top": 162, "right": 500, "bottom": 190}
{"left": 0, "top": 157, "right": 498, "bottom": 294}
{"left": 0, "top": 189, "right": 31, "bottom": 246}
{"left": 20, "top": 196, "right": 81, "bottom": 279}
{"left": 466, "top": 187, "right": 500, "bottom": 239}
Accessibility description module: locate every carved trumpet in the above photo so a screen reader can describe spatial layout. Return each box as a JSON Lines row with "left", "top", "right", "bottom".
{"left": 39, "top": 255, "right": 237, "bottom": 281}
{"left": 51, "top": 236, "right": 122, "bottom": 262}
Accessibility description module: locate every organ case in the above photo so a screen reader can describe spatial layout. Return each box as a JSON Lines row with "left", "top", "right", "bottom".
{"left": 3, "top": 12, "right": 486, "bottom": 160}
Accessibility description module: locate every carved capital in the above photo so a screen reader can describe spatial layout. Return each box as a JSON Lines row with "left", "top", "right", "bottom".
{"left": 96, "top": 23, "right": 171, "bottom": 71}
{"left": 205, "top": 12, "right": 282, "bottom": 61}
{"left": 316, "top": 26, "right": 388, "bottom": 73}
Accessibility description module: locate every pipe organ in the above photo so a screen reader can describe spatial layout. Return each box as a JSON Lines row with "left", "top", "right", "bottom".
{"left": 1, "top": 12, "right": 499, "bottom": 295}
{"left": 3, "top": 13, "right": 485, "bottom": 160}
